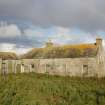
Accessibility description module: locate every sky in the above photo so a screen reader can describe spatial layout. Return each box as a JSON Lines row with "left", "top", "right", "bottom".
{"left": 0, "top": 0, "right": 105, "bottom": 54}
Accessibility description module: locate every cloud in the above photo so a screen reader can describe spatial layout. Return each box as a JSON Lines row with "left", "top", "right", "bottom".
{"left": 0, "top": 0, "right": 105, "bottom": 32}
{"left": 24, "top": 28, "right": 43, "bottom": 38}
{"left": 0, "top": 43, "right": 16, "bottom": 51}
{"left": 0, "top": 0, "right": 105, "bottom": 53}
{"left": 55, "top": 27, "right": 71, "bottom": 39}
{"left": 50, "top": 27, "right": 96, "bottom": 45}
{"left": 0, "top": 43, "right": 32, "bottom": 54}
{"left": 48, "top": 27, "right": 71, "bottom": 44}
{"left": 0, "top": 21, "right": 21, "bottom": 38}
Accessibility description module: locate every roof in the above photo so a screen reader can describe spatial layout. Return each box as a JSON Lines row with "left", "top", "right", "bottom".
{"left": 0, "top": 52, "right": 18, "bottom": 60}
{"left": 62, "top": 43, "right": 97, "bottom": 50}
{"left": 21, "top": 43, "right": 98, "bottom": 59}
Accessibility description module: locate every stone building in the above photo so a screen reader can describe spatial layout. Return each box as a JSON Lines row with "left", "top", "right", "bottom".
{"left": 0, "top": 38, "right": 105, "bottom": 77}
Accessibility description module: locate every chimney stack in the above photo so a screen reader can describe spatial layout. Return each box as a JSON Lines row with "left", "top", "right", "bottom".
{"left": 45, "top": 39, "right": 53, "bottom": 48}
{"left": 96, "top": 37, "right": 102, "bottom": 47}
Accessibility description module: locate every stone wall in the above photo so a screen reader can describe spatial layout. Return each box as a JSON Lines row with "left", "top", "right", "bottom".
{"left": 0, "top": 60, "right": 21, "bottom": 74}
{"left": 20, "top": 57, "right": 99, "bottom": 77}
{"left": 0, "top": 56, "right": 104, "bottom": 77}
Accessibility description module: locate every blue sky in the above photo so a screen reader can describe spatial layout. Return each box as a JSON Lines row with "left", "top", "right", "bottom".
{"left": 0, "top": 0, "right": 105, "bottom": 54}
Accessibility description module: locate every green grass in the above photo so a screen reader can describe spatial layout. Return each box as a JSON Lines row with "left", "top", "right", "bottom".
{"left": 0, "top": 73, "right": 105, "bottom": 105}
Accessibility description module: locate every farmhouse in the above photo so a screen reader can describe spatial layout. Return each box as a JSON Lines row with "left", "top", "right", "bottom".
{"left": 0, "top": 38, "right": 105, "bottom": 77}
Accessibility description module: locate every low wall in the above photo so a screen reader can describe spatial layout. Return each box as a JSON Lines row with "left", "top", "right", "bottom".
{"left": 0, "top": 58, "right": 100, "bottom": 77}
{"left": 22, "top": 58, "right": 98, "bottom": 77}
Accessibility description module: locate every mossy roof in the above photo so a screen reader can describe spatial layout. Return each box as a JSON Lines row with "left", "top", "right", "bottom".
{"left": 0, "top": 52, "right": 18, "bottom": 60}
{"left": 21, "top": 43, "right": 97, "bottom": 59}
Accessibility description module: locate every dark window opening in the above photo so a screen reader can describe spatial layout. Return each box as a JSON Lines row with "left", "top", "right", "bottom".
{"left": 83, "top": 65, "right": 88, "bottom": 68}
{"left": 46, "top": 64, "right": 54, "bottom": 70}
{"left": 31, "top": 64, "right": 34, "bottom": 68}
{"left": 83, "top": 65, "right": 88, "bottom": 76}
{"left": 46, "top": 64, "right": 50, "bottom": 67}
{"left": 2, "top": 63, "right": 6, "bottom": 64}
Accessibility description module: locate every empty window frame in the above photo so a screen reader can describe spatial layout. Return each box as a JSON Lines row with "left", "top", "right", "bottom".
{"left": 31, "top": 64, "right": 35, "bottom": 68}
{"left": 83, "top": 65, "right": 88, "bottom": 76}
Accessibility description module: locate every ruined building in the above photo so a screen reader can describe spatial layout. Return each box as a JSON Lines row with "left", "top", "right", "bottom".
{"left": 0, "top": 38, "right": 105, "bottom": 77}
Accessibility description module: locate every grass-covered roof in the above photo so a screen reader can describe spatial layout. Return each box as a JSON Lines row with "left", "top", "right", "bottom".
{"left": 21, "top": 43, "right": 97, "bottom": 59}
{"left": 0, "top": 52, "right": 18, "bottom": 60}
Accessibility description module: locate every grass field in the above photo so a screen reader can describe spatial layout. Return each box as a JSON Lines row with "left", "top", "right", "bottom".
{"left": 0, "top": 73, "right": 105, "bottom": 105}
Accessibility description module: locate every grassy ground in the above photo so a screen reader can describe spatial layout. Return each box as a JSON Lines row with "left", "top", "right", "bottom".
{"left": 0, "top": 73, "right": 105, "bottom": 105}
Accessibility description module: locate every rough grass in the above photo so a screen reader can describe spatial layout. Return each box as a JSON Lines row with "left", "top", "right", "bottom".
{"left": 0, "top": 73, "right": 105, "bottom": 105}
